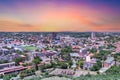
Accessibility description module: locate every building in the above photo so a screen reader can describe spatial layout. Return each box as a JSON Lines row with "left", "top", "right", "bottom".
{"left": 99, "top": 56, "right": 114, "bottom": 73}
{"left": 72, "top": 45, "right": 81, "bottom": 52}
{"left": 83, "top": 54, "right": 96, "bottom": 70}
{"left": 0, "top": 66, "right": 27, "bottom": 75}
{"left": 104, "top": 57, "right": 114, "bottom": 68}
{"left": 44, "top": 50, "right": 58, "bottom": 58}
{"left": 91, "top": 32, "right": 96, "bottom": 39}
{"left": 79, "top": 48, "right": 88, "bottom": 58}
{"left": 0, "top": 62, "right": 15, "bottom": 69}
{"left": 70, "top": 53, "right": 80, "bottom": 61}
{"left": 0, "top": 62, "right": 27, "bottom": 75}
{"left": 52, "top": 32, "right": 57, "bottom": 40}
{"left": 1, "top": 48, "right": 9, "bottom": 55}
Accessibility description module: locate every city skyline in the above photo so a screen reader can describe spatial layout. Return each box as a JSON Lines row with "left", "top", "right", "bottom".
{"left": 0, "top": 0, "right": 120, "bottom": 32}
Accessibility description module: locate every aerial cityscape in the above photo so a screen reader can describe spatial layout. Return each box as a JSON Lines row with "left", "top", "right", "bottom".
{"left": 0, "top": 0, "right": 120, "bottom": 80}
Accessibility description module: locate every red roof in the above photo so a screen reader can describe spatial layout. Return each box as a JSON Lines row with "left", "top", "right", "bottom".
{"left": 0, "top": 66, "right": 27, "bottom": 74}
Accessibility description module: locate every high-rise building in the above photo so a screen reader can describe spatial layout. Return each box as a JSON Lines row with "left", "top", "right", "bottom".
{"left": 91, "top": 32, "right": 95, "bottom": 39}
{"left": 52, "top": 32, "right": 57, "bottom": 40}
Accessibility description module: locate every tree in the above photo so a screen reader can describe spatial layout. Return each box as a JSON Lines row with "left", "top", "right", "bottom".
{"left": 90, "top": 61, "right": 102, "bottom": 71}
{"left": 35, "top": 49, "right": 39, "bottom": 52}
{"left": 15, "top": 57, "right": 24, "bottom": 65}
{"left": 94, "top": 50, "right": 110, "bottom": 60}
{"left": 107, "top": 44, "right": 116, "bottom": 49}
{"left": 32, "top": 56, "right": 42, "bottom": 70}
{"left": 68, "top": 60, "right": 73, "bottom": 68}
{"left": 61, "top": 46, "right": 72, "bottom": 53}
{"left": 77, "top": 59, "right": 84, "bottom": 69}
{"left": 61, "top": 46, "right": 72, "bottom": 61}
{"left": 3, "top": 74, "right": 17, "bottom": 80}
{"left": 90, "top": 48, "right": 97, "bottom": 53}
{"left": 58, "top": 61, "right": 68, "bottom": 69}
{"left": 112, "top": 53, "right": 120, "bottom": 66}
{"left": 106, "top": 66, "right": 120, "bottom": 74}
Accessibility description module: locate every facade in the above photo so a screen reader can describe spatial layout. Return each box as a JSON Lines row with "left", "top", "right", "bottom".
{"left": 91, "top": 32, "right": 96, "bottom": 39}
{"left": 52, "top": 32, "right": 57, "bottom": 40}
{"left": 0, "top": 62, "right": 27, "bottom": 75}
{"left": 79, "top": 48, "right": 88, "bottom": 58}
{"left": 0, "top": 62, "right": 15, "bottom": 69}
{"left": 0, "top": 66, "right": 26, "bottom": 75}
{"left": 83, "top": 55, "right": 96, "bottom": 70}
{"left": 104, "top": 57, "right": 114, "bottom": 68}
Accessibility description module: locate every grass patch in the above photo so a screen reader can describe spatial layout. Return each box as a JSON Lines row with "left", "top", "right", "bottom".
{"left": 24, "top": 46, "right": 38, "bottom": 51}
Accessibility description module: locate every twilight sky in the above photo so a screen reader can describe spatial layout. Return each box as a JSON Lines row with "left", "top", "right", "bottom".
{"left": 0, "top": 0, "right": 120, "bottom": 32}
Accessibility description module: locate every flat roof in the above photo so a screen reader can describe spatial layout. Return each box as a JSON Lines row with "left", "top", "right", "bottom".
{"left": 0, "top": 62, "right": 15, "bottom": 66}
{"left": 105, "top": 57, "right": 114, "bottom": 63}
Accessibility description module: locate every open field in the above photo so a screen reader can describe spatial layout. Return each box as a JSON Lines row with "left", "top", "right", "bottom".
{"left": 24, "top": 46, "right": 38, "bottom": 51}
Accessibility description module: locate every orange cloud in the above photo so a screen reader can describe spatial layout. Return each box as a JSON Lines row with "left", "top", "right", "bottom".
{"left": 0, "top": 20, "right": 38, "bottom": 32}
{"left": 0, "top": 2, "right": 120, "bottom": 32}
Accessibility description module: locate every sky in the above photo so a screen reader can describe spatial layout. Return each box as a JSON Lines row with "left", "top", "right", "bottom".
{"left": 0, "top": 0, "right": 120, "bottom": 32}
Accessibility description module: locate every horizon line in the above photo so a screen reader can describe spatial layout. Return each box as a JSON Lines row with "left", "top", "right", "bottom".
{"left": 0, "top": 31, "right": 120, "bottom": 33}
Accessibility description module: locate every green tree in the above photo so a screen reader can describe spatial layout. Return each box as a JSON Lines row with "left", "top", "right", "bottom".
{"left": 68, "top": 60, "right": 73, "bottom": 68}
{"left": 14, "top": 57, "right": 24, "bottom": 65}
{"left": 32, "top": 56, "right": 42, "bottom": 70}
{"left": 90, "top": 48, "right": 97, "bottom": 53}
{"left": 77, "top": 59, "right": 84, "bottom": 69}
{"left": 111, "top": 53, "right": 120, "bottom": 66}
{"left": 106, "top": 66, "right": 120, "bottom": 74}
{"left": 94, "top": 50, "right": 110, "bottom": 60}
{"left": 61, "top": 46, "right": 72, "bottom": 61}
{"left": 58, "top": 61, "right": 68, "bottom": 69}
{"left": 3, "top": 74, "right": 17, "bottom": 80}
{"left": 90, "top": 61, "right": 102, "bottom": 71}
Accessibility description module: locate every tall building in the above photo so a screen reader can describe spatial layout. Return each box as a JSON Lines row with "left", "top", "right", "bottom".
{"left": 91, "top": 32, "right": 96, "bottom": 39}
{"left": 52, "top": 32, "right": 57, "bottom": 40}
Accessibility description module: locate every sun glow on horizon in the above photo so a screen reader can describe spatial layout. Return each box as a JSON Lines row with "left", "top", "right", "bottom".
{"left": 0, "top": 0, "right": 120, "bottom": 32}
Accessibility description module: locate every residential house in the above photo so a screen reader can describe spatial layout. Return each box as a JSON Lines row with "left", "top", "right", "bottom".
{"left": 104, "top": 56, "right": 114, "bottom": 68}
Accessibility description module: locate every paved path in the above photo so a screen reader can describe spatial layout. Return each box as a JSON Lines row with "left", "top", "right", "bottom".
{"left": 41, "top": 76, "right": 71, "bottom": 80}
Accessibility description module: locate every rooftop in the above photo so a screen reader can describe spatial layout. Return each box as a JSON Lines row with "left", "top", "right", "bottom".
{"left": 105, "top": 57, "right": 114, "bottom": 63}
